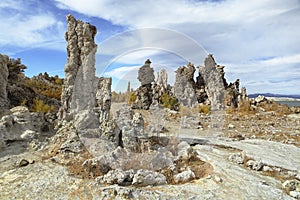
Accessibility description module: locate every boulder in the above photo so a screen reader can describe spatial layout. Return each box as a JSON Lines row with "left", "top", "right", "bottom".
{"left": 177, "top": 141, "right": 193, "bottom": 160}
{"left": 115, "top": 105, "right": 145, "bottom": 151}
{"left": 246, "top": 160, "right": 263, "bottom": 171}
{"left": 0, "top": 106, "right": 48, "bottom": 148}
{"left": 132, "top": 169, "right": 167, "bottom": 186}
{"left": 289, "top": 191, "right": 300, "bottom": 199}
{"left": 282, "top": 179, "right": 300, "bottom": 192}
{"left": 254, "top": 95, "right": 267, "bottom": 104}
{"left": 228, "top": 152, "right": 244, "bottom": 164}
{"left": 174, "top": 169, "right": 195, "bottom": 183}
{"left": 96, "top": 169, "right": 135, "bottom": 186}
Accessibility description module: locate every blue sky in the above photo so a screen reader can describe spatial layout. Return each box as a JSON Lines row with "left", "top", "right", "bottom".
{"left": 0, "top": 0, "right": 300, "bottom": 94}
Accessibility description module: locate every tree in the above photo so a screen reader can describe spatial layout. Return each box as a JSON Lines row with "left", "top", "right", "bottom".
{"left": 7, "top": 58, "right": 27, "bottom": 83}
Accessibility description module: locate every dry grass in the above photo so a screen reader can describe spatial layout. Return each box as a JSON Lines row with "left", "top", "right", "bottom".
{"left": 121, "top": 152, "right": 155, "bottom": 171}
{"left": 179, "top": 105, "right": 199, "bottom": 117}
{"left": 67, "top": 149, "right": 93, "bottom": 179}
{"left": 261, "top": 102, "right": 291, "bottom": 116}
{"left": 198, "top": 105, "right": 210, "bottom": 114}
{"left": 238, "top": 100, "right": 252, "bottom": 115}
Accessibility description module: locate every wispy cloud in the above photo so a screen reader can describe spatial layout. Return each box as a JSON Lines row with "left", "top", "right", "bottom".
{"left": 55, "top": 0, "right": 297, "bottom": 27}
{"left": 1, "top": 0, "right": 299, "bottom": 94}
{"left": 56, "top": 0, "right": 300, "bottom": 94}
{"left": 0, "top": 0, "right": 65, "bottom": 55}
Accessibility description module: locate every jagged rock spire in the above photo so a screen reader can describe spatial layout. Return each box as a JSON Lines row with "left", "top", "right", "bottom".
{"left": 59, "top": 14, "right": 99, "bottom": 129}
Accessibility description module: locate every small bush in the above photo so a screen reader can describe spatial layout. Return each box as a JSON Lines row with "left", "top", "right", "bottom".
{"left": 20, "top": 98, "right": 27, "bottom": 106}
{"left": 261, "top": 101, "right": 291, "bottom": 116}
{"left": 25, "top": 78, "right": 62, "bottom": 100}
{"left": 198, "top": 105, "right": 210, "bottom": 114}
{"left": 226, "top": 106, "right": 235, "bottom": 114}
{"left": 31, "top": 98, "right": 55, "bottom": 113}
{"left": 128, "top": 92, "right": 137, "bottom": 105}
{"left": 160, "top": 93, "right": 178, "bottom": 110}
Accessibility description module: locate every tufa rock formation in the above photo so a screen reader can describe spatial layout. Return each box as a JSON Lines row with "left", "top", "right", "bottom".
{"left": 173, "top": 62, "right": 198, "bottom": 107}
{"left": 239, "top": 87, "right": 249, "bottom": 103}
{"left": 132, "top": 59, "right": 155, "bottom": 109}
{"left": 115, "top": 105, "right": 145, "bottom": 151}
{"left": 152, "top": 69, "right": 169, "bottom": 104}
{"left": 0, "top": 54, "right": 9, "bottom": 111}
{"left": 96, "top": 77, "right": 112, "bottom": 124}
{"left": 0, "top": 106, "right": 54, "bottom": 148}
{"left": 225, "top": 79, "right": 240, "bottom": 108}
{"left": 156, "top": 69, "right": 168, "bottom": 91}
{"left": 198, "top": 54, "right": 226, "bottom": 110}
{"left": 59, "top": 14, "right": 99, "bottom": 130}
{"left": 132, "top": 55, "right": 247, "bottom": 112}
{"left": 137, "top": 59, "right": 155, "bottom": 86}
{"left": 127, "top": 81, "right": 131, "bottom": 93}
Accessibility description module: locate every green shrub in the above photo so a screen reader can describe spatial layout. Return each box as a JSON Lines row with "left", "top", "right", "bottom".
{"left": 160, "top": 93, "right": 178, "bottom": 110}
{"left": 198, "top": 104, "right": 210, "bottom": 114}
{"left": 31, "top": 98, "right": 55, "bottom": 113}
{"left": 128, "top": 92, "right": 137, "bottom": 105}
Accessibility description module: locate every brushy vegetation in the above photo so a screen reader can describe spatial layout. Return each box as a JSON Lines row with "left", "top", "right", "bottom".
{"left": 260, "top": 101, "right": 291, "bottom": 116}
{"left": 198, "top": 104, "right": 210, "bottom": 114}
{"left": 25, "top": 73, "right": 63, "bottom": 100}
{"left": 31, "top": 98, "right": 55, "bottom": 113}
{"left": 112, "top": 91, "right": 128, "bottom": 103}
{"left": 6, "top": 58, "right": 63, "bottom": 111}
{"left": 7, "top": 58, "right": 27, "bottom": 83}
{"left": 111, "top": 91, "right": 137, "bottom": 104}
{"left": 128, "top": 92, "right": 137, "bottom": 105}
{"left": 160, "top": 93, "right": 178, "bottom": 110}
{"left": 237, "top": 100, "right": 252, "bottom": 115}
{"left": 179, "top": 105, "right": 194, "bottom": 117}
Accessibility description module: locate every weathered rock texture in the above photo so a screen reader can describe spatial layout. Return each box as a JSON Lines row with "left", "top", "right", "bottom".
{"left": 173, "top": 62, "right": 198, "bottom": 107}
{"left": 132, "top": 59, "right": 155, "bottom": 109}
{"left": 59, "top": 14, "right": 99, "bottom": 129}
{"left": 137, "top": 59, "right": 155, "bottom": 86}
{"left": 238, "top": 87, "right": 249, "bottom": 104}
{"left": 156, "top": 69, "right": 168, "bottom": 91}
{"left": 115, "top": 105, "right": 145, "bottom": 151}
{"left": 0, "top": 106, "right": 52, "bottom": 148}
{"left": 225, "top": 79, "right": 240, "bottom": 107}
{"left": 96, "top": 77, "right": 112, "bottom": 124}
{"left": 198, "top": 55, "right": 226, "bottom": 110}
{"left": 0, "top": 54, "right": 9, "bottom": 111}
{"left": 152, "top": 69, "right": 170, "bottom": 104}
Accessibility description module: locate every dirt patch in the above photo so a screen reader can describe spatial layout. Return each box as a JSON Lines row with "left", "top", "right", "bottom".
{"left": 162, "top": 154, "right": 214, "bottom": 184}
{"left": 66, "top": 149, "right": 93, "bottom": 179}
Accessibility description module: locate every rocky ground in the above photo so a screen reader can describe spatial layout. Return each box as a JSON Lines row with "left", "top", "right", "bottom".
{"left": 1, "top": 103, "right": 299, "bottom": 200}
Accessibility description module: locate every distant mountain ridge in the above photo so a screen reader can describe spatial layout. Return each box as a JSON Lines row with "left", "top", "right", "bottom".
{"left": 249, "top": 93, "right": 300, "bottom": 99}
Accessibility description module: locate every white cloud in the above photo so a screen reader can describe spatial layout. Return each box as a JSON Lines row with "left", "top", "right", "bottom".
{"left": 55, "top": 0, "right": 300, "bottom": 94}
{"left": 0, "top": 0, "right": 65, "bottom": 54}
{"left": 55, "top": 0, "right": 297, "bottom": 27}
{"left": 0, "top": 0, "right": 296, "bottom": 94}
